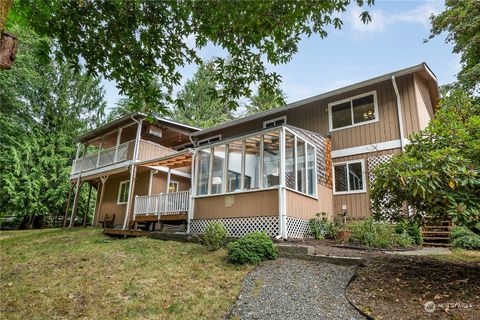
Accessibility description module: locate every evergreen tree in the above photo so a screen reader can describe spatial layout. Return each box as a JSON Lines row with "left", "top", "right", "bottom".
{"left": 0, "top": 24, "right": 106, "bottom": 228}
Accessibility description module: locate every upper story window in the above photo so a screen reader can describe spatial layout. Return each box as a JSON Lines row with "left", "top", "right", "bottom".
{"left": 263, "top": 116, "right": 286, "bottom": 128}
{"left": 198, "top": 134, "right": 221, "bottom": 146}
{"left": 328, "top": 91, "right": 378, "bottom": 131}
{"left": 333, "top": 160, "right": 366, "bottom": 194}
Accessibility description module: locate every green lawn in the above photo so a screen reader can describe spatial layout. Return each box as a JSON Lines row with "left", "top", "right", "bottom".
{"left": 0, "top": 228, "right": 252, "bottom": 319}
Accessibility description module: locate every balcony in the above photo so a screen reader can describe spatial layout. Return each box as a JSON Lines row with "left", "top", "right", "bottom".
{"left": 71, "top": 139, "right": 176, "bottom": 176}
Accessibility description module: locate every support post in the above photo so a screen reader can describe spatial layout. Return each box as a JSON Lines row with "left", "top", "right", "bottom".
{"left": 96, "top": 136, "right": 104, "bottom": 168}
{"left": 93, "top": 176, "right": 108, "bottom": 226}
{"left": 83, "top": 183, "right": 93, "bottom": 227}
{"left": 187, "top": 152, "right": 196, "bottom": 234}
{"left": 166, "top": 167, "right": 171, "bottom": 193}
{"left": 69, "top": 180, "right": 84, "bottom": 228}
{"left": 114, "top": 128, "right": 123, "bottom": 162}
{"left": 279, "top": 128, "right": 287, "bottom": 239}
{"left": 63, "top": 182, "right": 74, "bottom": 227}
{"left": 122, "top": 119, "right": 143, "bottom": 230}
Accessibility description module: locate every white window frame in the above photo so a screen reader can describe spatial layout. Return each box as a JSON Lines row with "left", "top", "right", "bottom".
{"left": 117, "top": 180, "right": 130, "bottom": 204}
{"left": 198, "top": 134, "right": 222, "bottom": 146}
{"left": 332, "top": 159, "right": 366, "bottom": 195}
{"left": 263, "top": 116, "right": 286, "bottom": 128}
{"left": 328, "top": 91, "right": 379, "bottom": 132}
{"left": 168, "top": 180, "right": 179, "bottom": 193}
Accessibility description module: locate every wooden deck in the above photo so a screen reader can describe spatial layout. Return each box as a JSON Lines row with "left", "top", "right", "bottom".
{"left": 133, "top": 213, "right": 187, "bottom": 222}
{"left": 103, "top": 228, "right": 149, "bottom": 237}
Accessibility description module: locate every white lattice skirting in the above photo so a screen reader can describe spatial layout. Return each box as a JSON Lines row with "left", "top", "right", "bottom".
{"left": 190, "top": 216, "right": 280, "bottom": 238}
{"left": 286, "top": 217, "right": 311, "bottom": 239}
{"left": 190, "top": 216, "right": 313, "bottom": 239}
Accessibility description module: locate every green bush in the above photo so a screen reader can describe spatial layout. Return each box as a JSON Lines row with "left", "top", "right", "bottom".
{"left": 395, "top": 221, "right": 423, "bottom": 245}
{"left": 308, "top": 212, "right": 338, "bottom": 240}
{"left": 451, "top": 227, "right": 480, "bottom": 250}
{"left": 349, "top": 219, "right": 415, "bottom": 249}
{"left": 202, "top": 222, "right": 227, "bottom": 251}
{"left": 227, "top": 232, "right": 278, "bottom": 264}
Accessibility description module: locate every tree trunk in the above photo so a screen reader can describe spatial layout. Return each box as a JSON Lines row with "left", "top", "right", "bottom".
{"left": 0, "top": 0, "right": 12, "bottom": 33}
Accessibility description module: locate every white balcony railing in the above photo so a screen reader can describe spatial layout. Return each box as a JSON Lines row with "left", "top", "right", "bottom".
{"left": 134, "top": 190, "right": 190, "bottom": 218}
{"left": 72, "top": 140, "right": 131, "bottom": 174}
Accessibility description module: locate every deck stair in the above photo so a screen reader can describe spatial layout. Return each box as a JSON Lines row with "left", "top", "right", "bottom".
{"left": 422, "top": 221, "right": 452, "bottom": 247}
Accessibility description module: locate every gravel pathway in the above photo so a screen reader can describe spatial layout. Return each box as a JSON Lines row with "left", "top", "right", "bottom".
{"left": 228, "top": 258, "right": 364, "bottom": 320}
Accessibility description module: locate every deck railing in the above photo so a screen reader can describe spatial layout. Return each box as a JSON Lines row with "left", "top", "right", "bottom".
{"left": 71, "top": 139, "right": 176, "bottom": 175}
{"left": 134, "top": 190, "right": 190, "bottom": 217}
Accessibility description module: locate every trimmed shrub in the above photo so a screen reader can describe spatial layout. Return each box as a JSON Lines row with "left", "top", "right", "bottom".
{"left": 227, "top": 232, "right": 278, "bottom": 264}
{"left": 349, "top": 219, "right": 415, "bottom": 249}
{"left": 451, "top": 227, "right": 480, "bottom": 250}
{"left": 308, "top": 212, "right": 338, "bottom": 240}
{"left": 202, "top": 222, "right": 227, "bottom": 251}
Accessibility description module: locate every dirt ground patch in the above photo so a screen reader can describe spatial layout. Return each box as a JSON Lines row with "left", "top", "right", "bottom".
{"left": 306, "top": 240, "right": 480, "bottom": 320}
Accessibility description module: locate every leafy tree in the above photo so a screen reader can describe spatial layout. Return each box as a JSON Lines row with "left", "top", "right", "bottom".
{"left": 429, "top": 0, "right": 480, "bottom": 93}
{"left": 245, "top": 85, "right": 286, "bottom": 116}
{"left": 170, "top": 62, "right": 234, "bottom": 128}
{"left": 0, "top": 23, "right": 106, "bottom": 228}
{"left": 6, "top": 0, "right": 373, "bottom": 113}
{"left": 370, "top": 90, "right": 480, "bottom": 230}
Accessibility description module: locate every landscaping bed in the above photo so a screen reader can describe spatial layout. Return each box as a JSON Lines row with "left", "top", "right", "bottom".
{"left": 310, "top": 241, "right": 480, "bottom": 320}
{"left": 0, "top": 228, "right": 252, "bottom": 319}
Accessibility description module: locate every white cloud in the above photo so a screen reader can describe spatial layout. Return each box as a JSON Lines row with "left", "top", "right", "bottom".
{"left": 347, "top": 1, "right": 442, "bottom": 37}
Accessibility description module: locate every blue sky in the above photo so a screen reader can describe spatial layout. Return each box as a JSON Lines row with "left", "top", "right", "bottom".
{"left": 102, "top": 0, "right": 459, "bottom": 110}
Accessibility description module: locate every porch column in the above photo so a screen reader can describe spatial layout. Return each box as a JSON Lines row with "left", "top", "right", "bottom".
{"left": 93, "top": 175, "right": 108, "bottom": 226}
{"left": 69, "top": 143, "right": 87, "bottom": 228}
{"left": 187, "top": 152, "right": 196, "bottom": 234}
{"left": 166, "top": 167, "right": 171, "bottom": 193}
{"left": 278, "top": 128, "right": 287, "bottom": 239}
{"left": 96, "top": 136, "right": 104, "bottom": 168}
{"left": 62, "top": 182, "right": 75, "bottom": 227}
{"left": 82, "top": 183, "right": 93, "bottom": 227}
{"left": 114, "top": 128, "right": 123, "bottom": 163}
{"left": 122, "top": 119, "right": 143, "bottom": 230}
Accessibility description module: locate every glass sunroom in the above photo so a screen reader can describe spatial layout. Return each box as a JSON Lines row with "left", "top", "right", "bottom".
{"left": 190, "top": 125, "right": 331, "bottom": 239}
{"left": 195, "top": 127, "right": 317, "bottom": 199}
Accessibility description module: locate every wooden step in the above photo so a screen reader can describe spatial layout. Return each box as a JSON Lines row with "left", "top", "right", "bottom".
{"left": 424, "top": 225, "right": 451, "bottom": 230}
{"left": 423, "top": 237, "right": 450, "bottom": 241}
{"left": 423, "top": 242, "right": 450, "bottom": 247}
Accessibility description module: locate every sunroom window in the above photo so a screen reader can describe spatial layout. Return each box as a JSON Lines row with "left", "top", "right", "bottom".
{"left": 333, "top": 160, "right": 365, "bottom": 194}
{"left": 195, "top": 127, "right": 317, "bottom": 198}
{"left": 330, "top": 92, "right": 377, "bottom": 131}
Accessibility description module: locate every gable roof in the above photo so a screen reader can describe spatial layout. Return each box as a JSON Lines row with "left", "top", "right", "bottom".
{"left": 76, "top": 113, "right": 200, "bottom": 142}
{"left": 191, "top": 62, "right": 438, "bottom": 137}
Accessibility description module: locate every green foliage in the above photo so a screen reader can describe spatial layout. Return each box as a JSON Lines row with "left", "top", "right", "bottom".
{"left": 244, "top": 85, "right": 286, "bottom": 116}
{"left": 429, "top": 0, "right": 480, "bottom": 92}
{"left": 0, "top": 23, "right": 105, "bottom": 228}
{"left": 170, "top": 62, "right": 234, "bottom": 128}
{"left": 370, "top": 90, "right": 480, "bottom": 230}
{"left": 308, "top": 212, "right": 338, "bottom": 240}
{"left": 395, "top": 220, "right": 423, "bottom": 245}
{"left": 349, "top": 219, "right": 415, "bottom": 249}
{"left": 227, "top": 232, "right": 278, "bottom": 264}
{"left": 10, "top": 0, "right": 373, "bottom": 114}
{"left": 451, "top": 227, "right": 480, "bottom": 250}
{"left": 202, "top": 222, "right": 228, "bottom": 251}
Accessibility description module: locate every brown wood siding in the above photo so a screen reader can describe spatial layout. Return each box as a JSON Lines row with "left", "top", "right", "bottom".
{"left": 332, "top": 149, "right": 400, "bottom": 219}
{"left": 95, "top": 170, "right": 150, "bottom": 226}
{"left": 286, "top": 184, "right": 333, "bottom": 221}
{"left": 195, "top": 75, "right": 422, "bottom": 151}
{"left": 413, "top": 74, "right": 434, "bottom": 130}
{"left": 151, "top": 171, "right": 191, "bottom": 195}
{"left": 194, "top": 190, "right": 278, "bottom": 219}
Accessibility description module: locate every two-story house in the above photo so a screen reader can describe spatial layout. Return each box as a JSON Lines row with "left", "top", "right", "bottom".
{"left": 65, "top": 62, "right": 439, "bottom": 238}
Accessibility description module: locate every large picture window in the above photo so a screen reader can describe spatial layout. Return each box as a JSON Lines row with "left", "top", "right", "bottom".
{"left": 307, "top": 144, "right": 315, "bottom": 196}
{"left": 296, "top": 139, "right": 306, "bottom": 193}
{"left": 117, "top": 180, "right": 130, "bottom": 204}
{"left": 227, "top": 141, "right": 243, "bottom": 192}
{"left": 285, "top": 132, "right": 296, "bottom": 189}
{"left": 211, "top": 146, "right": 226, "bottom": 194}
{"left": 196, "top": 150, "right": 210, "bottom": 195}
{"left": 333, "top": 160, "right": 365, "bottom": 194}
{"left": 263, "top": 132, "right": 280, "bottom": 187}
{"left": 244, "top": 136, "right": 261, "bottom": 190}
{"left": 329, "top": 92, "right": 377, "bottom": 131}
